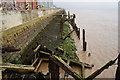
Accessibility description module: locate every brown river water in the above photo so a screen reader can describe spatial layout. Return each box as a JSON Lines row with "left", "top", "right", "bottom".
{"left": 38, "top": 9, "right": 118, "bottom": 79}
{"left": 69, "top": 9, "right": 118, "bottom": 78}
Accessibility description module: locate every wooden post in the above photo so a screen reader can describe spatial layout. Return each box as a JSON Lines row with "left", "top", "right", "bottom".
{"left": 81, "top": 64, "right": 85, "bottom": 78}
{"left": 71, "top": 14, "right": 76, "bottom": 25}
{"left": 68, "top": 11, "right": 70, "bottom": 20}
{"left": 78, "top": 28, "right": 80, "bottom": 39}
{"left": 73, "top": 14, "right": 76, "bottom": 23}
{"left": 83, "top": 29, "right": 87, "bottom": 51}
{"left": 115, "top": 54, "right": 120, "bottom": 80}
{"left": 50, "top": 55, "right": 83, "bottom": 80}
{"left": 49, "top": 58, "right": 60, "bottom": 80}
{"left": 74, "top": 24, "right": 78, "bottom": 33}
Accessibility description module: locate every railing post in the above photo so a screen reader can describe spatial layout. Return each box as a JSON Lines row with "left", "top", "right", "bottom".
{"left": 83, "top": 29, "right": 87, "bottom": 51}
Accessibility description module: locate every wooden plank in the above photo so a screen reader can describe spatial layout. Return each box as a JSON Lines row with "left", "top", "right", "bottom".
{"left": 115, "top": 54, "right": 120, "bottom": 80}
{"left": 62, "top": 58, "right": 93, "bottom": 69}
{"left": 0, "top": 63, "right": 35, "bottom": 73}
{"left": 2, "top": 46, "right": 21, "bottom": 53}
{"left": 85, "top": 58, "right": 117, "bottom": 80}
{"left": 34, "top": 45, "right": 41, "bottom": 52}
{"left": 64, "top": 60, "right": 70, "bottom": 79}
{"left": 34, "top": 58, "right": 43, "bottom": 72}
{"left": 63, "top": 30, "right": 74, "bottom": 40}
{"left": 39, "top": 51, "right": 93, "bottom": 69}
{"left": 31, "top": 57, "right": 39, "bottom": 66}
{"left": 50, "top": 55, "right": 83, "bottom": 80}
{"left": 81, "top": 64, "right": 85, "bottom": 78}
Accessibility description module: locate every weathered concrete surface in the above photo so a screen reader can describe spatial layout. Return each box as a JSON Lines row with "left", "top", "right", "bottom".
{"left": 1, "top": 9, "right": 60, "bottom": 31}
{"left": 20, "top": 10, "right": 65, "bottom": 64}
{"left": 2, "top": 9, "right": 64, "bottom": 63}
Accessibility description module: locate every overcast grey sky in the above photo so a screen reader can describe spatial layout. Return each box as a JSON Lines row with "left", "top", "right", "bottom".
{"left": 53, "top": 0, "right": 119, "bottom": 2}
{"left": 53, "top": 1, "right": 118, "bottom": 10}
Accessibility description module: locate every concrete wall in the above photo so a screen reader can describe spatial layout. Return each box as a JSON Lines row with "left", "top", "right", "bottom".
{"left": 2, "top": 9, "right": 63, "bottom": 62}
{"left": 1, "top": 8, "right": 59, "bottom": 31}
{"left": 2, "top": 11, "right": 23, "bottom": 30}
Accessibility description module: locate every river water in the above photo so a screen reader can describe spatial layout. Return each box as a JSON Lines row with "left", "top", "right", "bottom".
{"left": 37, "top": 2, "right": 119, "bottom": 78}
{"left": 66, "top": 3, "right": 118, "bottom": 78}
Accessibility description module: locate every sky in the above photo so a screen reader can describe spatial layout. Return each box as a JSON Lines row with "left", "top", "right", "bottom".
{"left": 53, "top": 0, "right": 119, "bottom": 10}
{"left": 53, "top": 0, "right": 119, "bottom": 2}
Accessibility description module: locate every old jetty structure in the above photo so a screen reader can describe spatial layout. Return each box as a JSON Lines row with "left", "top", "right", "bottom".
{"left": 0, "top": 0, "right": 120, "bottom": 80}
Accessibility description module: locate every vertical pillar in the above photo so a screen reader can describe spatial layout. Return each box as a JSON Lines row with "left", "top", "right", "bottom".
{"left": 49, "top": 58, "right": 60, "bottom": 80}
{"left": 83, "top": 29, "right": 87, "bottom": 51}
{"left": 73, "top": 14, "right": 76, "bottom": 23}
{"left": 78, "top": 28, "right": 80, "bottom": 39}
{"left": 68, "top": 11, "right": 70, "bottom": 20}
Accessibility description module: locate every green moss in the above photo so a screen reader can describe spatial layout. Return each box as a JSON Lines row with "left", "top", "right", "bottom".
{"left": 3, "top": 57, "right": 22, "bottom": 64}
{"left": 59, "top": 22, "right": 78, "bottom": 61}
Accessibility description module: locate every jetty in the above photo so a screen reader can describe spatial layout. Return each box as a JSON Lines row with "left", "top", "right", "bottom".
{"left": 0, "top": 6, "right": 120, "bottom": 80}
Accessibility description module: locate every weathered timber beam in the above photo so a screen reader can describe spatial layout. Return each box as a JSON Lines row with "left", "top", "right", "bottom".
{"left": 81, "top": 64, "right": 85, "bottom": 78}
{"left": 85, "top": 58, "right": 117, "bottom": 80}
{"left": 1, "top": 46, "right": 21, "bottom": 53}
{"left": 34, "top": 58, "right": 43, "bottom": 72}
{"left": 50, "top": 55, "right": 83, "bottom": 80}
{"left": 62, "top": 58, "right": 93, "bottom": 69}
{"left": 56, "top": 47, "right": 64, "bottom": 53}
{"left": 49, "top": 58, "right": 60, "bottom": 80}
{"left": 63, "top": 30, "right": 74, "bottom": 40}
{"left": 34, "top": 45, "right": 41, "bottom": 52}
{"left": 31, "top": 57, "right": 39, "bottom": 66}
{"left": 64, "top": 60, "right": 70, "bottom": 79}
{"left": 0, "top": 63, "right": 35, "bottom": 73}
{"left": 115, "top": 54, "right": 120, "bottom": 80}
{"left": 39, "top": 51, "right": 93, "bottom": 69}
